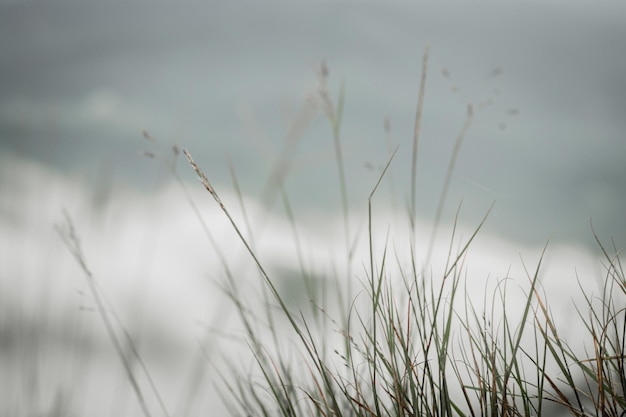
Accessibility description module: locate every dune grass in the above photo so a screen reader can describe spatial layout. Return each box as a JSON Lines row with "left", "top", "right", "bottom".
{"left": 57, "top": 51, "right": 625, "bottom": 417}
{"left": 184, "top": 142, "right": 626, "bottom": 417}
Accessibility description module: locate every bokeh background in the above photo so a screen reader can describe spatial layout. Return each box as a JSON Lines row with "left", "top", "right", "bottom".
{"left": 1, "top": 0, "right": 625, "bottom": 416}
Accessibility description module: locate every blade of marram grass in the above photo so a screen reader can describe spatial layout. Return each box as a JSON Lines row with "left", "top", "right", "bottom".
{"left": 185, "top": 149, "right": 355, "bottom": 415}
{"left": 56, "top": 212, "right": 159, "bottom": 417}
{"left": 365, "top": 146, "right": 398, "bottom": 416}
{"left": 410, "top": 45, "right": 429, "bottom": 233}
{"left": 425, "top": 103, "right": 474, "bottom": 269}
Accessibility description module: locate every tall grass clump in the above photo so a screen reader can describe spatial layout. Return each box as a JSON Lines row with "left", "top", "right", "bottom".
{"left": 58, "top": 50, "right": 625, "bottom": 417}
{"left": 180, "top": 55, "right": 625, "bottom": 416}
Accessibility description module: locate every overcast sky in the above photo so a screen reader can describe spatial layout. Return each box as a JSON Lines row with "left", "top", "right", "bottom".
{"left": 1, "top": 0, "right": 625, "bottom": 246}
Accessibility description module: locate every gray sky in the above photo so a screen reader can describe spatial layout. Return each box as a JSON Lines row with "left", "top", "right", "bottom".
{"left": 1, "top": 0, "right": 625, "bottom": 246}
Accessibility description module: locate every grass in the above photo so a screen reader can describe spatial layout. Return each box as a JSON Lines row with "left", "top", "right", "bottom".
{"left": 56, "top": 49, "right": 625, "bottom": 417}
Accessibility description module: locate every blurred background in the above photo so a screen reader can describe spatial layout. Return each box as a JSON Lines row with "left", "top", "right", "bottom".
{"left": 1, "top": 0, "right": 625, "bottom": 416}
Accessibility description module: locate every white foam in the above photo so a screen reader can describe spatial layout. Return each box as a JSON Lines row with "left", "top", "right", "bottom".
{"left": 0, "top": 153, "right": 608, "bottom": 416}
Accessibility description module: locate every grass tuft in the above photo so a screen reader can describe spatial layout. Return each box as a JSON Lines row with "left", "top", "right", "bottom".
{"left": 56, "top": 55, "right": 625, "bottom": 417}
